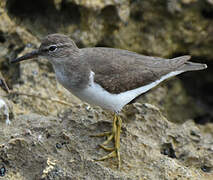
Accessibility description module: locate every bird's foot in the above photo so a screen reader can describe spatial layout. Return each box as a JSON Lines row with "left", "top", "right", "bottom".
{"left": 90, "top": 131, "right": 114, "bottom": 147}
{"left": 91, "top": 114, "right": 122, "bottom": 168}
{"left": 95, "top": 147, "right": 121, "bottom": 169}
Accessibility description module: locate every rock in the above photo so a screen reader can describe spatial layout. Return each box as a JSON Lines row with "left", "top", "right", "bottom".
{"left": 1, "top": 0, "right": 212, "bottom": 58}
{"left": 0, "top": 0, "right": 212, "bottom": 179}
{"left": 0, "top": 105, "right": 212, "bottom": 179}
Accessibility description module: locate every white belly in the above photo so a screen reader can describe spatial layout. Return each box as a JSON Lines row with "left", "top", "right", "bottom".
{"left": 69, "top": 70, "right": 183, "bottom": 113}
{"left": 71, "top": 82, "right": 127, "bottom": 112}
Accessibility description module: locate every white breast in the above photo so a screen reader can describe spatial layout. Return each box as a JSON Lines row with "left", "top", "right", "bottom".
{"left": 70, "top": 70, "right": 183, "bottom": 113}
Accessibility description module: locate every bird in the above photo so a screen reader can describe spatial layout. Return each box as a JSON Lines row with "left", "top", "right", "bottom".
{"left": 11, "top": 33, "right": 207, "bottom": 168}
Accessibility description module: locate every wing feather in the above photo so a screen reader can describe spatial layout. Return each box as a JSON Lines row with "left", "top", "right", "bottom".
{"left": 81, "top": 47, "right": 190, "bottom": 94}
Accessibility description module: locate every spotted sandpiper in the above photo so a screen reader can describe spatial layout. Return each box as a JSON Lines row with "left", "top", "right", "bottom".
{"left": 11, "top": 34, "right": 207, "bottom": 168}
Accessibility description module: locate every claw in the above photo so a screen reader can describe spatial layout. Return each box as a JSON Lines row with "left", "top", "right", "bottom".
{"left": 95, "top": 150, "right": 117, "bottom": 161}
{"left": 99, "top": 144, "right": 114, "bottom": 151}
{"left": 91, "top": 114, "right": 122, "bottom": 169}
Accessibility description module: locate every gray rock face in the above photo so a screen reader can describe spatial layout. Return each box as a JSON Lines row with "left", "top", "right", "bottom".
{"left": 0, "top": 0, "right": 212, "bottom": 179}
{"left": 0, "top": 105, "right": 213, "bottom": 179}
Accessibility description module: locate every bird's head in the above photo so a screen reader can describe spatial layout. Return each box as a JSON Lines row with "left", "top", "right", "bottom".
{"left": 11, "top": 34, "right": 79, "bottom": 64}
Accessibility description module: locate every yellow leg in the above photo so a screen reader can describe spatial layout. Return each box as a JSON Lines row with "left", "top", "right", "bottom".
{"left": 92, "top": 114, "right": 122, "bottom": 168}
{"left": 90, "top": 115, "right": 117, "bottom": 146}
{"left": 116, "top": 116, "right": 122, "bottom": 168}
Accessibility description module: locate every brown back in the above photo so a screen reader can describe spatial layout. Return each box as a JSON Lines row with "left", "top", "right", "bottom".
{"left": 81, "top": 47, "right": 189, "bottom": 94}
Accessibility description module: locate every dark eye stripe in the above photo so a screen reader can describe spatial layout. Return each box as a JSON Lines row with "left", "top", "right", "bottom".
{"left": 42, "top": 48, "right": 49, "bottom": 52}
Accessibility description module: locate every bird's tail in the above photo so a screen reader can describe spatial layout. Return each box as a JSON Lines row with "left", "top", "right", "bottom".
{"left": 172, "top": 56, "right": 207, "bottom": 72}
{"left": 177, "top": 61, "right": 207, "bottom": 72}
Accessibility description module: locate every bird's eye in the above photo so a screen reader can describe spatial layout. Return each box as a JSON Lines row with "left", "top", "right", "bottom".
{"left": 48, "top": 45, "right": 57, "bottom": 52}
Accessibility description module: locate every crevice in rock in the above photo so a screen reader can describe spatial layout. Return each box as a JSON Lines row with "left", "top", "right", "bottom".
{"left": 60, "top": 0, "right": 81, "bottom": 24}
{"left": 6, "top": 0, "right": 81, "bottom": 35}
{"left": 100, "top": 5, "right": 119, "bottom": 24}
{"left": 130, "top": 10, "right": 143, "bottom": 22}
{"left": 200, "top": 1, "right": 213, "bottom": 19}
{"left": 6, "top": 0, "right": 54, "bottom": 17}
{"left": 161, "top": 143, "right": 176, "bottom": 158}
{"left": 100, "top": 5, "right": 120, "bottom": 36}
{"left": 201, "top": 8, "right": 213, "bottom": 19}
{"left": 6, "top": 0, "right": 58, "bottom": 34}
{"left": 0, "top": 31, "right": 6, "bottom": 43}
{"left": 130, "top": 0, "right": 144, "bottom": 22}
{"left": 95, "top": 40, "right": 111, "bottom": 47}
{"left": 194, "top": 114, "right": 212, "bottom": 125}
{"left": 92, "top": 5, "right": 120, "bottom": 47}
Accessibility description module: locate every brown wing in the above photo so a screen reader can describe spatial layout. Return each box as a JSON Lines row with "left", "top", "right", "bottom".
{"left": 81, "top": 47, "right": 190, "bottom": 94}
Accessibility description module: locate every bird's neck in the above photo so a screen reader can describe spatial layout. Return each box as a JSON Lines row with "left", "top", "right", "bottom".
{"left": 51, "top": 57, "right": 90, "bottom": 90}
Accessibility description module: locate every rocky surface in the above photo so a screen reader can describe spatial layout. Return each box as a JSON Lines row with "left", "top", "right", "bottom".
{"left": 1, "top": 104, "right": 213, "bottom": 179}
{"left": 0, "top": 0, "right": 212, "bottom": 179}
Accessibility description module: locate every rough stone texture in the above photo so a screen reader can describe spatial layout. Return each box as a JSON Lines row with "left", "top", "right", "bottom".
{"left": 0, "top": 105, "right": 213, "bottom": 179}
{"left": 0, "top": 0, "right": 212, "bottom": 179}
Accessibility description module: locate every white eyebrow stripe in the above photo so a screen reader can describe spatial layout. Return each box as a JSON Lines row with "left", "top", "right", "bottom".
{"left": 44, "top": 43, "right": 74, "bottom": 51}
{"left": 55, "top": 43, "right": 72, "bottom": 48}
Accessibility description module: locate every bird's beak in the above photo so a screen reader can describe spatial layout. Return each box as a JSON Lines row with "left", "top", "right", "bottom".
{"left": 10, "top": 50, "right": 39, "bottom": 64}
